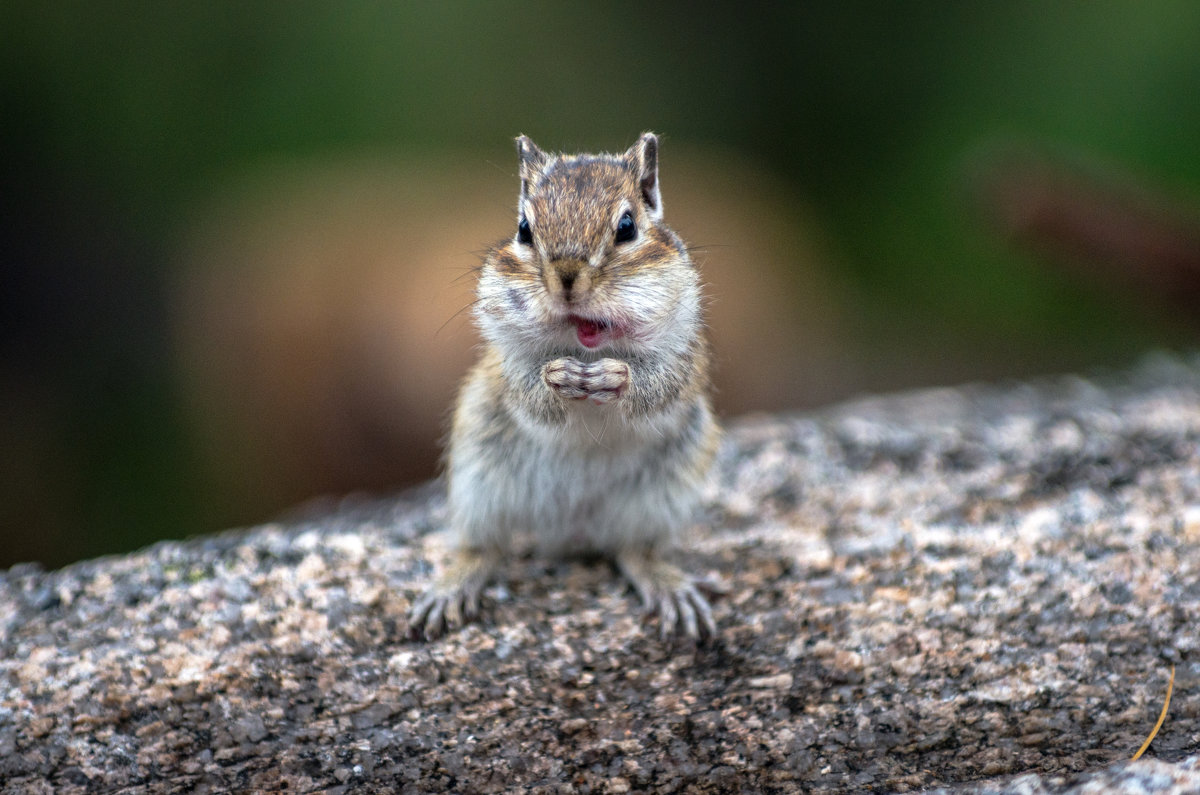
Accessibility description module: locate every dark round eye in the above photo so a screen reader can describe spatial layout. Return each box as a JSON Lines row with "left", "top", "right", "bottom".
{"left": 615, "top": 211, "right": 637, "bottom": 244}
{"left": 517, "top": 216, "right": 532, "bottom": 245}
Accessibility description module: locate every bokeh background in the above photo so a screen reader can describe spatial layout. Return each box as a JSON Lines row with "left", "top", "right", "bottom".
{"left": 4, "top": 2, "right": 1200, "bottom": 569}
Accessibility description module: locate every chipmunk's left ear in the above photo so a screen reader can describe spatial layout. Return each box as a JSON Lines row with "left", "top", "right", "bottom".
{"left": 516, "top": 135, "right": 549, "bottom": 197}
{"left": 627, "top": 132, "right": 663, "bottom": 221}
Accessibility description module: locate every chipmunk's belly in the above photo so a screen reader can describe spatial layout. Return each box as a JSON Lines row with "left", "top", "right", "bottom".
{"left": 515, "top": 407, "right": 702, "bottom": 553}
{"left": 449, "top": 398, "right": 711, "bottom": 553}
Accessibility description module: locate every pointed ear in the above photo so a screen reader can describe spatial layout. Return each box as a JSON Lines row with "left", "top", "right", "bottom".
{"left": 516, "top": 135, "right": 549, "bottom": 197}
{"left": 627, "top": 132, "right": 663, "bottom": 220}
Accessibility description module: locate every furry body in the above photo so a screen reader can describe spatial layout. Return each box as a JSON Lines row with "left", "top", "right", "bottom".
{"left": 409, "top": 133, "right": 721, "bottom": 639}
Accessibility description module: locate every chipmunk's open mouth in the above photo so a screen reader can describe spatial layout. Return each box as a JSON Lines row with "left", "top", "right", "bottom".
{"left": 569, "top": 315, "right": 618, "bottom": 349}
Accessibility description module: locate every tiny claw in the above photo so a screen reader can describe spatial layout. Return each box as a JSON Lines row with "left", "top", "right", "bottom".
{"left": 693, "top": 577, "right": 731, "bottom": 598}
{"left": 676, "top": 592, "right": 700, "bottom": 639}
{"left": 407, "top": 593, "right": 435, "bottom": 635}
{"left": 424, "top": 598, "right": 448, "bottom": 640}
{"left": 690, "top": 588, "right": 718, "bottom": 638}
{"left": 658, "top": 594, "right": 679, "bottom": 640}
{"left": 444, "top": 594, "right": 463, "bottom": 629}
{"left": 630, "top": 580, "right": 655, "bottom": 610}
{"left": 463, "top": 588, "right": 481, "bottom": 620}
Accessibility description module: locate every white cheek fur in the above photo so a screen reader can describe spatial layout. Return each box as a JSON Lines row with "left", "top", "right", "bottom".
{"left": 475, "top": 262, "right": 698, "bottom": 365}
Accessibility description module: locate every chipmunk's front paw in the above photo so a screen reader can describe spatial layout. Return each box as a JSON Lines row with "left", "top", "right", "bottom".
{"left": 542, "top": 357, "right": 629, "bottom": 403}
{"left": 617, "top": 551, "right": 725, "bottom": 640}
{"left": 407, "top": 550, "right": 495, "bottom": 641}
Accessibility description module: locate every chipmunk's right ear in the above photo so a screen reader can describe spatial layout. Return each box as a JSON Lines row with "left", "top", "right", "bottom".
{"left": 516, "top": 136, "right": 549, "bottom": 196}
{"left": 627, "top": 132, "right": 663, "bottom": 221}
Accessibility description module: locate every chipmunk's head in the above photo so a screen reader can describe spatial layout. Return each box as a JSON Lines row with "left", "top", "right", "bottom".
{"left": 476, "top": 133, "right": 699, "bottom": 353}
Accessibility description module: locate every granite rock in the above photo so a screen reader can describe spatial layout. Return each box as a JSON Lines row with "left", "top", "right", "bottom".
{"left": 3, "top": 353, "right": 1200, "bottom": 793}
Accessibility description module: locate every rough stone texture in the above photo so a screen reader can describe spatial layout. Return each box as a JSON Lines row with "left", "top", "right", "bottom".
{"left": 3, "top": 353, "right": 1200, "bottom": 794}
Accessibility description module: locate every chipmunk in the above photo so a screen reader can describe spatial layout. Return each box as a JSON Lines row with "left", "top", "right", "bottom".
{"left": 408, "top": 133, "right": 722, "bottom": 640}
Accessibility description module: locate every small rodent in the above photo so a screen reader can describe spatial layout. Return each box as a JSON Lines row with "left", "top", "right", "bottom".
{"left": 408, "top": 133, "right": 722, "bottom": 640}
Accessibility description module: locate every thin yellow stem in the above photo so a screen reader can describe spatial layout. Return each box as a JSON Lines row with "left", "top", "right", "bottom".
{"left": 1131, "top": 664, "right": 1175, "bottom": 761}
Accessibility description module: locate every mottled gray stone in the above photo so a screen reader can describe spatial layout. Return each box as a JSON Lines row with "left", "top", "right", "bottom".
{"left": 3, "top": 354, "right": 1200, "bottom": 793}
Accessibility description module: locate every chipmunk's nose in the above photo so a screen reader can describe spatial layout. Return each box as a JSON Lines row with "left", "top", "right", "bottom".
{"left": 548, "top": 259, "right": 589, "bottom": 302}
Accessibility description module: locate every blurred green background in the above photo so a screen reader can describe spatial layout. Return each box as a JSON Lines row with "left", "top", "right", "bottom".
{"left": 3, "top": 1, "right": 1199, "bottom": 569}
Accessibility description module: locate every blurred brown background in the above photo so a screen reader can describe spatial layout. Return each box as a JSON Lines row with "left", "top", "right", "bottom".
{"left": 3, "top": 2, "right": 1199, "bottom": 569}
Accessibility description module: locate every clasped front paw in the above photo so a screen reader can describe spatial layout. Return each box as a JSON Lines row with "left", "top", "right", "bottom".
{"left": 542, "top": 357, "right": 629, "bottom": 403}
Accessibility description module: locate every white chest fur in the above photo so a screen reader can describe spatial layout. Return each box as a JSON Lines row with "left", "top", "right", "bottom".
{"left": 449, "top": 389, "right": 702, "bottom": 554}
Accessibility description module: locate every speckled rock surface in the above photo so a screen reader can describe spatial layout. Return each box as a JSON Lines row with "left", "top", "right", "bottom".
{"left": 3, "top": 354, "right": 1200, "bottom": 794}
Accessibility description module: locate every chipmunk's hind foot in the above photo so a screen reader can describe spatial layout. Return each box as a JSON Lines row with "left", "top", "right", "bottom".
{"left": 617, "top": 550, "right": 725, "bottom": 641}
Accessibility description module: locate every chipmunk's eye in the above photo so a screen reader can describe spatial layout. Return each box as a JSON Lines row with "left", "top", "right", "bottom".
{"left": 615, "top": 211, "right": 637, "bottom": 244}
{"left": 517, "top": 216, "right": 532, "bottom": 245}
